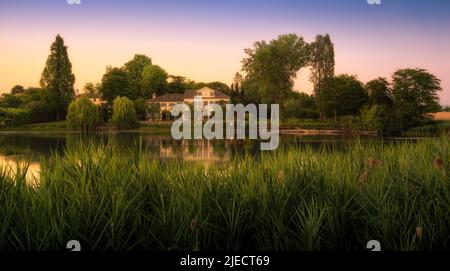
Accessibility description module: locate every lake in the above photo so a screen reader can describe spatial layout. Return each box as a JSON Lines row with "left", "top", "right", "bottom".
{"left": 0, "top": 131, "right": 424, "bottom": 183}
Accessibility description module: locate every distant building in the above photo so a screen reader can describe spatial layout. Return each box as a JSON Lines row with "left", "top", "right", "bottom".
{"left": 146, "top": 87, "right": 230, "bottom": 118}
{"left": 76, "top": 93, "right": 106, "bottom": 106}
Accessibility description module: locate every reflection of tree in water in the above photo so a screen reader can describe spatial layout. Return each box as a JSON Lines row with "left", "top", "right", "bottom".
{"left": 0, "top": 133, "right": 66, "bottom": 159}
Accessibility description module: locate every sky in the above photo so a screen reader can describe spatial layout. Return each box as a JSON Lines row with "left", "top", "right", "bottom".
{"left": 0, "top": 0, "right": 449, "bottom": 105}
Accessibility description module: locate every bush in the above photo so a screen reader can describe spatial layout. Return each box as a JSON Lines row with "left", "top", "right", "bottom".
{"left": 0, "top": 107, "right": 31, "bottom": 126}
{"left": 133, "top": 98, "right": 148, "bottom": 121}
{"left": 361, "top": 105, "right": 388, "bottom": 132}
{"left": 339, "top": 115, "right": 362, "bottom": 131}
{"left": 21, "top": 101, "right": 54, "bottom": 123}
{"left": 66, "top": 97, "right": 100, "bottom": 131}
{"left": 99, "top": 103, "right": 112, "bottom": 123}
{"left": 111, "top": 96, "right": 139, "bottom": 129}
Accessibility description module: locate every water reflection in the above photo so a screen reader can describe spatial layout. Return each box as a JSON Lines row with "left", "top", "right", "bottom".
{"left": 0, "top": 131, "right": 423, "bottom": 182}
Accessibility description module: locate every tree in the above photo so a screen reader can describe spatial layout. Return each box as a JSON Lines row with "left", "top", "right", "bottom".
{"left": 168, "top": 75, "right": 188, "bottom": 93}
{"left": 111, "top": 96, "right": 139, "bottom": 129}
{"left": 0, "top": 94, "right": 22, "bottom": 108}
{"left": 141, "top": 65, "right": 169, "bottom": 98}
{"left": 83, "top": 82, "right": 100, "bottom": 96}
{"left": 147, "top": 103, "right": 161, "bottom": 121}
{"left": 66, "top": 97, "right": 100, "bottom": 131}
{"left": 123, "top": 54, "right": 152, "bottom": 97}
{"left": 133, "top": 98, "right": 148, "bottom": 120}
{"left": 281, "top": 92, "right": 318, "bottom": 119}
{"left": 206, "top": 82, "right": 231, "bottom": 95}
{"left": 242, "top": 34, "right": 310, "bottom": 104}
{"left": 366, "top": 77, "right": 393, "bottom": 107}
{"left": 361, "top": 104, "right": 389, "bottom": 132}
{"left": 321, "top": 74, "right": 369, "bottom": 119}
{"left": 233, "top": 72, "right": 244, "bottom": 95}
{"left": 100, "top": 67, "right": 133, "bottom": 103}
{"left": 185, "top": 80, "right": 206, "bottom": 90}
{"left": 40, "top": 35, "right": 75, "bottom": 121}
{"left": 391, "top": 68, "right": 441, "bottom": 129}
{"left": 309, "top": 34, "right": 335, "bottom": 119}
{"left": 11, "top": 85, "right": 25, "bottom": 95}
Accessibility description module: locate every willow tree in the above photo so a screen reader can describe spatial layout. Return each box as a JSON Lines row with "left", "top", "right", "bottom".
{"left": 40, "top": 35, "right": 75, "bottom": 121}
{"left": 111, "top": 96, "right": 139, "bottom": 129}
{"left": 310, "top": 34, "right": 335, "bottom": 120}
{"left": 66, "top": 97, "right": 100, "bottom": 131}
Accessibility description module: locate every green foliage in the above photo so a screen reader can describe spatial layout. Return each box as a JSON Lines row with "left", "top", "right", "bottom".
{"left": 392, "top": 68, "right": 442, "bottom": 130}
{"left": 99, "top": 103, "right": 113, "bottom": 122}
{"left": 100, "top": 67, "right": 133, "bottom": 103}
{"left": 133, "top": 98, "right": 148, "bottom": 121}
{"left": 141, "top": 65, "right": 169, "bottom": 98}
{"left": 361, "top": 105, "right": 389, "bottom": 132}
{"left": 281, "top": 92, "right": 318, "bottom": 119}
{"left": 366, "top": 77, "right": 393, "bottom": 107}
{"left": 83, "top": 82, "right": 100, "bottom": 96}
{"left": 10, "top": 85, "right": 25, "bottom": 95}
{"left": 66, "top": 97, "right": 100, "bottom": 131}
{"left": 111, "top": 96, "right": 139, "bottom": 129}
{"left": 405, "top": 121, "right": 450, "bottom": 136}
{"left": 168, "top": 75, "right": 188, "bottom": 93}
{"left": 206, "top": 82, "right": 231, "bottom": 96}
{"left": 242, "top": 34, "right": 310, "bottom": 104}
{"left": 321, "top": 74, "right": 369, "bottom": 118}
{"left": 40, "top": 35, "right": 75, "bottom": 121}
{"left": 147, "top": 103, "right": 161, "bottom": 121}
{"left": 123, "top": 54, "right": 152, "bottom": 96}
{"left": 310, "top": 34, "right": 335, "bottom": 118}
{"left": 0, "top": 94, "right": 23, "bottom": 108}
{"left": 0, "top": 108, "right": 31, "bottom": 127}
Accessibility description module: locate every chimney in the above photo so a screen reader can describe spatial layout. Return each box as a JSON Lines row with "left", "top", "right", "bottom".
{"left": 152, "top": 93, "right": 157, "bottom": 99}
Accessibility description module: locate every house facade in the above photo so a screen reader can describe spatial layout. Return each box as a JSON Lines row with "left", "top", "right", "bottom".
{"left": 77, "top": 93, "right": 106, "bottom": 106}
{"left": 146, "top": 87, "right": 231, "bottom": 117}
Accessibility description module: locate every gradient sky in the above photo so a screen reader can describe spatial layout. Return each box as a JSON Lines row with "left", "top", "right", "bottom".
{"left": 1, "top": 0, "right": 449, "bottom": 105}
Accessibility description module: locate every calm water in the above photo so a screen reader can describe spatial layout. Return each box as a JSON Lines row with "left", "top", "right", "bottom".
{"left": 0, "top": 131, "right": 423, "bottom": 182}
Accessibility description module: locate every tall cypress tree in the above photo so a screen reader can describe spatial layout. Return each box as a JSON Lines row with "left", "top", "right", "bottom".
{"left": 40, "top": 35, "right": 75, "bottom": 121}
{"left": 310, "top": 34, "right": 335, "bottom": 120}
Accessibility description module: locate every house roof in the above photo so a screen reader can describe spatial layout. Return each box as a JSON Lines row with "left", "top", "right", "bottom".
{"left": 147, "top": 87, "right": 230, "bottom": 103}
{"left": 147, "top": 94, "right": 184, "bottom": 103}
{"left": 184, "top": 87, "right": 230, "bottom": 100}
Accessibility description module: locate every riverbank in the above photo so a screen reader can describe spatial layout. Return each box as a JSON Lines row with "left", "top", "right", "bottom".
{"left": 1, "top": 137, "right": 449, "bottom": 250}
{"left": 2, "top": 120, "right": 449, "bottom": 137}
{"left": 0, "top": 121, "right": 173, "bottom": 134}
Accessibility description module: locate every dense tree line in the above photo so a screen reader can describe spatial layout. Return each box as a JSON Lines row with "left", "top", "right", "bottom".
{"left": 0, "top": 34, "right": 444, "bottom": 134}
{"left": 239, "top": 33, "right": 443, "bottom": 134}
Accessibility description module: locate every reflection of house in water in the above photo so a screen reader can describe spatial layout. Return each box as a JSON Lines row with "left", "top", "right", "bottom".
{"left": 143, "top": 136, "right": 230, "bottom": 164}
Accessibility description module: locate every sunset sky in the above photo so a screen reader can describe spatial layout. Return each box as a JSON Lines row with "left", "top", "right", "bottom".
{"left": 1, "top": 0, "right": 449, "bottom": 105}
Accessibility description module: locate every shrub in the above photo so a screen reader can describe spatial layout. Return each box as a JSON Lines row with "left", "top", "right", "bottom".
{"left": 111, "top": 96, "right": 139, "bottom": 129}
{"left": 361, "top": 105, "right": 388, "bottom": 132}
{"left": 0, "top": 107, "right": 31, "bottom": 126}
{"left": 133, "top": 98, "right": 148, "bottom": 121}
{"left": 66, "top": 97, "right": 100, "bottom": 131}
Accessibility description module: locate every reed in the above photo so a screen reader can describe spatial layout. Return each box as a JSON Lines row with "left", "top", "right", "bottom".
{"left": 0, "top": 137, "right": 449, "bottom": 251}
